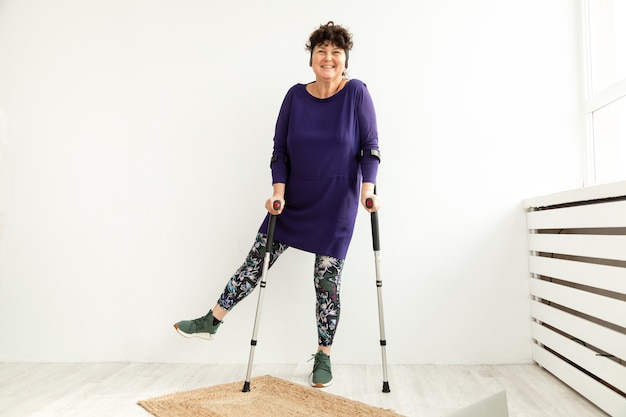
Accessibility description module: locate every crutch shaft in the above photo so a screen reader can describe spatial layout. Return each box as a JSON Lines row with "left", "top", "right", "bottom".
{"left": 242, "top": 250, "right": 271, "bottom": 391}
{"left": 366, "top": 196, "right": 390, "bottom": 393}
{"left": 242, "top": 202, "right": 280, "bottom": 392}
{"left": 375, "top": 250, "right": 390, "bottom": 389}
{"left": 374, "top": 247, "right": 390, "bottom": 393}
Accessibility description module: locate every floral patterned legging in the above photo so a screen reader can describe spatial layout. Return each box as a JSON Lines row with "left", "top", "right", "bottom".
{"left": 217, "top": 233, "right": 344, "bottom": 347}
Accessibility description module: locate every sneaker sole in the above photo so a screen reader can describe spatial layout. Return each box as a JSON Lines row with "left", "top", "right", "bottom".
{"left": 173, "top": 324, "right": 215, "bottom": 341}
{"left": 309, "top": 375, "right": 333, "bottom": 388}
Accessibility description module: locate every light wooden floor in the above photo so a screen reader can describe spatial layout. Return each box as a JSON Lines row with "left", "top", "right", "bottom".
{"left": 0, "top": 362, "right": 608, "bottom": 417}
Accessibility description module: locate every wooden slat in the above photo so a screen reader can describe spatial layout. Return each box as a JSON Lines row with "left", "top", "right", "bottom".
{"left": 528, "top": 233, "right": 626, "bottom": 261}
{"left": 528, "top": 255, "right": 626, "bottom": 294}
{"left": 532, "top": 344, "right": 626, "bottom": 417}
{"left": 530, "top": 300, "right": 626, "bottom": 361}
{"left": 527, "top": 200, "right": 626, "bottom": 230}
{"left": 531, "top": 322, "right": 626, "bottom": 393}
{"left": 529, "top": 278, "right": 626, "bottom": 328}
{"left": 523, "top": 180, "right": 626, "bottom": 209}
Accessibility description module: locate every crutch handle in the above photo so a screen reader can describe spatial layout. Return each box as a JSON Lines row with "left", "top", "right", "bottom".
{"left": 264, "top": 200, "right": 281, "bottom": 250}
{"left": 267, "top": 200, "right": 280, "bottom": 246}
{"left": 370, "top": 211, "right": 380, "bottom": 251}
{"left": 366, "top": 196, "right": 380, "bottom": 251}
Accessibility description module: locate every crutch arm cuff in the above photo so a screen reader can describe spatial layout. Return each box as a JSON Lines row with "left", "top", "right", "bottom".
{"left": 359, "top": 149, "right": 380, "bottom": 183}
{"left": 359, "top": 148, "right": 381, "bottom": 162}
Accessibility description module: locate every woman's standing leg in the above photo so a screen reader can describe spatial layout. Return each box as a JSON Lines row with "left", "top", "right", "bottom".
{"left": 174, "top": 232, "right": 288, "bottom": 339}
{"left": 310, "top": 255, "right": 344, "bottom": 387}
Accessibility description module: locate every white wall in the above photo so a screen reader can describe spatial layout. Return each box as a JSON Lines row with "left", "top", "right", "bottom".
{"left": 0, "top": 0, "right": 584, "bottom": 365}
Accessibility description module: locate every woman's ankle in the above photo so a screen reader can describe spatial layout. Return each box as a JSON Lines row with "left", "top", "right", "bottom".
{"left": 212, "top": 305, "right": 228, "bottom": 321}
{"left": 317, "top": 345, "right": 332, "bottom": 356}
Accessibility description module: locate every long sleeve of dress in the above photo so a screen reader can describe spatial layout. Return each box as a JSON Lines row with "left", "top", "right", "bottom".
{"left": 270, "top": 88, "right": 293, "bottom": 184}
{"left": 357, "top": 83, "right": 380, "bottom": 183}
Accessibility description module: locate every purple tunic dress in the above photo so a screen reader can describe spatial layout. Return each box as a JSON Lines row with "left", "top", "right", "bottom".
{"left": 259, "top": 79, "right": 380, "bottom": 259}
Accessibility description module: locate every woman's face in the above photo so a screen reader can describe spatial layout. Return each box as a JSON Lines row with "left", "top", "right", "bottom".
{"left": 311, "top": 41, "right": 346, "bottom": 81}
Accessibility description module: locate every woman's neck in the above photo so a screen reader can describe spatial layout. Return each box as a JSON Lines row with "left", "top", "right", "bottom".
{"left": 311, "top": 78, "right": 346, "bottom": 99}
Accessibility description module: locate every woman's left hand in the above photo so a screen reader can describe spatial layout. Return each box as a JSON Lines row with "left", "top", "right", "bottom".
{"left": 360, "top": 182, "right": 379, "bottom": 212}
{"left": 361, "top": 193, "right": 381, "bottom": 213}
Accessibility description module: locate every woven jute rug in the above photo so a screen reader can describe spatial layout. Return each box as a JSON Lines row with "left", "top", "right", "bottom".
{"left": 138, "top": 375, "right": 404, "bottom": 417}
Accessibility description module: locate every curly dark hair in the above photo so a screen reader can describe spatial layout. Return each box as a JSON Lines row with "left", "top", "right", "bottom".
{"left": 306, "top": 21, "right": 353, "bottom": 67}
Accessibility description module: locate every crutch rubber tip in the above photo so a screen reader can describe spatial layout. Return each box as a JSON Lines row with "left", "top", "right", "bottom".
{"left": 242, "top": 381, "right": 251, "bottom": 392}
{"left": 382, "top": 381, "right": 391, "bottom": 393}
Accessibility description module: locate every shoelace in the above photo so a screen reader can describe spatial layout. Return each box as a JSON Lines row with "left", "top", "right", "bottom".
{"left": 308, "top": 353, "right": 331, "bottom": 375}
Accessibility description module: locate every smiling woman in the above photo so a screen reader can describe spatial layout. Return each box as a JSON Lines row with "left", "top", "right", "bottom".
{"left": 174, "top": 20, "right": 381, "bottom": 390}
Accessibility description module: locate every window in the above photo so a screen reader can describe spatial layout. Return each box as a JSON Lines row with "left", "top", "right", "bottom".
{"left": 582, "top": 0, "right": 626, "bottom": 184}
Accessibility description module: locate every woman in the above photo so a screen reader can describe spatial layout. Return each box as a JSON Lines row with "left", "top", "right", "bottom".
{"left": 174, "top": 21, "right": 381, "bottom": 388}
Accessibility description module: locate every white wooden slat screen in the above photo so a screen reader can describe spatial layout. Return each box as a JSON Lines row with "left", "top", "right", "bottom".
{"left": 524, "top": 183, "right": 626, "bottom": 416}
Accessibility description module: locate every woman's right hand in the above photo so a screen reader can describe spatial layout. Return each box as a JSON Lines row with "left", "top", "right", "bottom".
{"left": 265, "top": 195, "right": 284, "bottom": 215}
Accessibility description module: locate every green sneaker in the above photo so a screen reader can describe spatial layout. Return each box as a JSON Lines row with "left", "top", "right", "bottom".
{"left": 310, "top": 351, "right": 333, "bottom": 388}
{"left": 173, "top": 310, "right": 222, "bottom": 340}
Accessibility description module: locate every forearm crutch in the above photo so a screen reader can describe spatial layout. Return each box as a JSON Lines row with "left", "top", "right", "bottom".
{"left": 366, "top": 194, "right": 391, "bottom": 393}
{"left": 242, "top": 200, "right": 281, "bottom": 393}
